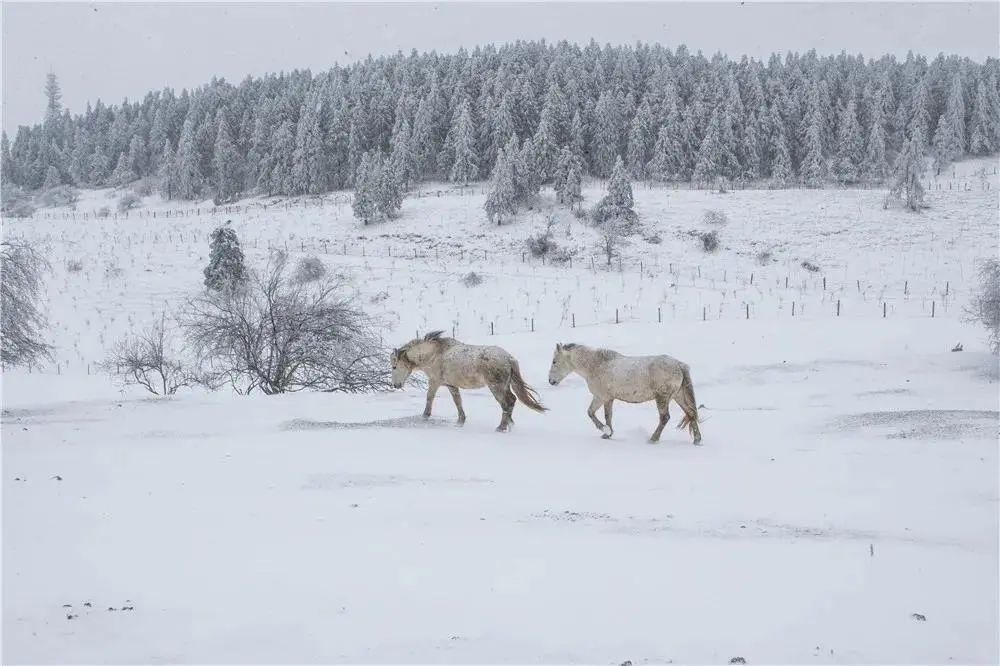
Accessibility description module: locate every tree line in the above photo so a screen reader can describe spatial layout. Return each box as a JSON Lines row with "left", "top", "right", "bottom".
{"left": 3, "top": 41, "right": 999, "bottom": 204}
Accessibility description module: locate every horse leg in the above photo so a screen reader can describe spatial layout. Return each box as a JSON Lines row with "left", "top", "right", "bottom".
{"left": 650, "top": 393, "right": 671, "bottom": 442}
{"left": 489, "top": 382, "right": 515, "bottom": 432}
{"left": 423, "top": 381, "right": 440, "bottom": 418}
{"left": 587, "top": 395, "right": 610, "bottom": 436}
{"left": 448, "top": 386, "right": 466, "bottom": 425}
{"left": 602, "top": 400, "right": 615, "bottom": 439}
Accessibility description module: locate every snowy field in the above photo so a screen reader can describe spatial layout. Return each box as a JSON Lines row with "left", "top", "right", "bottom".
{"left": 3, "top": 158, "right": 999, "bottom": 664}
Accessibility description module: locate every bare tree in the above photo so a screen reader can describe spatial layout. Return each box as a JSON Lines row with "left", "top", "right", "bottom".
{"left": 105, "top": 312, "right": 193, "bottom": 395}
{"left": 968, "top": 258, "right": 1000, "bottom": 354}
{"left": 599, "top": 215, "right": 630, "bottom": 268}
{"left": 1, "top": 240, "right": 52, "bottom": 367}
{"left": 181, "top": 251, "right": 390, "bottom": 394}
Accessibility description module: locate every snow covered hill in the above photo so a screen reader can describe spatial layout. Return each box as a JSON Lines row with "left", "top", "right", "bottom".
{"left": 3, "top": 160, "right": 998, "bottom": 663}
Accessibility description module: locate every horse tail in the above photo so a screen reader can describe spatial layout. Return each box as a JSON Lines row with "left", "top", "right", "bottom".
{"left": 675, "top": 365, "right": 702, "bottom": 442}
{"left": 510, "top": 360, "right": 547, "bottom": 413}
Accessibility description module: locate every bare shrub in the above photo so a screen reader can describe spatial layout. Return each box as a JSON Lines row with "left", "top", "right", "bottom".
{"left": 0, "top": 240, "right": 52, "bottom": 367}
{"left": 461, "top": 271, "right": 483, "bottom": 287}
{"left": 968, "top": 258, "right": 1000, "bottom": 354}
{"left": 801, "top": 260, "right": 821, "bottom": 273}
{"left": 66, "top": 259, "right": 84, "bottom": 273}
{"left": 699, "top": 230, "right": 720, "bottom": 253}
{"left": 105, "top": 313, "right": 193, "bottom": 395}
{"left": 703, "top": 209, "right": 728, "bottom": 225}
{"left": 181, "top": 251, "right": 390, "bottom": 394}
{"left": 599, "top": 215, "right": 631, "bottom": 267}
{"left": 293, "top": 255, "right": 327, "bottom": 284}
{"left": 118, "top": 191, "right": 142, "bottom": 212}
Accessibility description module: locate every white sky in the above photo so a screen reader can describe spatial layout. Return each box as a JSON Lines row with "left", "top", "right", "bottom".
{"left": 3, "top": 2, "right": 999, "bottom": 132}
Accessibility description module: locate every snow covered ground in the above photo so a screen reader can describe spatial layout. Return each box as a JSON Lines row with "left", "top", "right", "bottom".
{"left": 3, "top": 159, "right": 999, "bottom": 663}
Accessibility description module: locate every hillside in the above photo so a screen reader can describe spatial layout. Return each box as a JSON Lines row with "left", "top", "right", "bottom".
{"left": 2, "top": 158, "right": 999, "bottom": 663}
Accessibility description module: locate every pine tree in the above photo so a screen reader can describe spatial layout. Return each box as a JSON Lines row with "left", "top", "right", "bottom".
{"left": 887, "top": 125, "right": 927, "bottom": 212}
{"left": 203, "top": 224, "right": 247, "bottom": 292}
{"left": 606, "top": 155, "right": 633, "bottom": 210}
{"left": 625, "top": 99, "right": 655, "bottom": 180}
{"left": 377, "top": 152, "right": 404, "bottom": 219}
{"left": 126, "top": 135, "right": 148, "bottom": 179}
{"left": 591, "top": 92, "right": 624, "bottom": 177}
{"left": 569, "top": 110, "right": 586, "bottom": 162}
{"left": 693, "top": 106, "right": 738, "bottom": 188}
{"left": 352, "top": 152, "right": 379, "bottom": 224}
{"left": 158, "top": 140, "right": 177, "bottom": 200}
{"left": 800, "top": 84, "right": 827, "bottom": 186}
{"left": 862, "top": 104, "right": 889, "bottom": 183}
{"left": 389, "top": 115, "right": 416, "bottom": 189}
{"left": 175, "top": 114, "right": 202, "bottom": 198}
{"left": 535, "top": 84, "right": 570, "bottom": 179}
{"left": 484, "top": 136, "right": 519, "bottom": 225}
{"left": 1, "top": 132, "right": 14, "bottom": 186}
{"left": 833, "top": 100, "right": 864, "bottom": 184}
{"left": 212, "top": 117, "right": 242, "bottom": 204}
{"left": 43, "top": 164, "right": 61, "bottom": 189}
{"left": 554, "top": 146, "right": 583, "bottom": 210}
{"left": 110, "top": 151, "right": 135, "bottom": 187}
{"left": 516, "top": 135, "right": 544, "bottom": 200}
{"left": 647, "top": 125, "right": 680, "bottom": 182}
{"left": 969, "top": 78, "right": 998, "bottom": 154}
{"left": 449, "top": 101, "right": 478, "bottom": 185}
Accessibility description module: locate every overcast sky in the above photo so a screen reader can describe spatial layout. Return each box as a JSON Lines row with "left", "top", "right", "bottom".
{"left": 3, "top": 2, "right": 998, "bottom": 132}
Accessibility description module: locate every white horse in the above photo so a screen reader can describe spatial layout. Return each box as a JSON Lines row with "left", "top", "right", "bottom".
{"left": 548, "top": 343, "right": 702, "bottom": 444}
{"left": 391, "top": 331, "right": 547, "bottom": 431}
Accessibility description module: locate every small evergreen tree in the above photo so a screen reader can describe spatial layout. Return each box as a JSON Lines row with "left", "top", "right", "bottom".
{"left": 886, "top": 126, "right": 927, "bottom": 212}
{"left": 352, "top": 152, "right": 379, "bottom": 225}
{"left": 484, "top": 137, "right": 519, "bottom": 225}
{"left": 212, "top": 117, "right": 242, "bottom": 204}
{"left": 449, "top": 101, "right": 478, "bottom": 185}
{"left": 158, "top": 140, "right": 177, "bottom": 200}
{"left": 203, "top": 223, "right": 247, "bottom": 292}
{"left": 42, "top": 164, "right": 61, "bottom": 189}
{"left": 554, "top": 146, "right": 583, "bottom": 210}
{"left": 833, "top": 100, "right": 863, "bottom": 184}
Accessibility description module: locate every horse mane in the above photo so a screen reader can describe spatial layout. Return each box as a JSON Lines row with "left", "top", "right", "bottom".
{"left": 563, "top": 343, "right": 619, "bottom": 361}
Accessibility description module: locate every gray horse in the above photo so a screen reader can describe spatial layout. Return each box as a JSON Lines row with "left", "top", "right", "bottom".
{"left": 391, "top": 331, "right": 547, "bottom": 431}
{"left": 548, "top": 343, "right": 702, "bottom": 444}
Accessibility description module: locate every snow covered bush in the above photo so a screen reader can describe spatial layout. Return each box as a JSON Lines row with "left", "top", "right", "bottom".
{"left": 703, "top": 209, "right": 728, "bottom": 225}
{"left": 968, "top": 258, "right": 1000, "bottom": 354}
{"left": 182, "top": 251, "right": 390, "bottom": 394}
{"left": 105, "top": 313, "right": 193, "bottom": 395}
{"left": 0, "top": 240, "right": 52, "bottom": 367}
{"left": 118, "top": 191, "right": 141, "bottom": 212}
{"left": 293, "top": 256, "right": 327, "bottom": 284}
{"left": 203, "top": 224, "right": 247, "bottom": 292}
{"left": 461, "top": 272, "right": 483, "bottom": 287}
{"left": 699, "top": 230, "right": 720, "bottom": 253}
